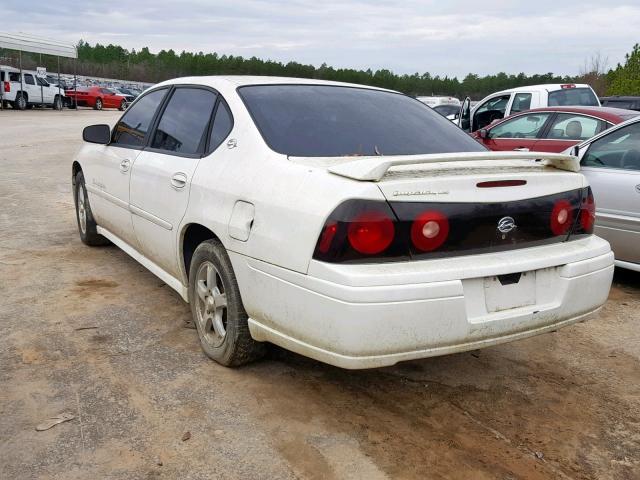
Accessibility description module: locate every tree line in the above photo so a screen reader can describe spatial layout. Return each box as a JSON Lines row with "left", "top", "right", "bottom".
{"left": 1, "top": 41, "right": 639, "bottom": 98}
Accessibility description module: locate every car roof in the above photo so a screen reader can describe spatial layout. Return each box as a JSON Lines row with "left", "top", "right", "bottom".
{"left": 493, "top": 84, "right": 593, "bottom": 95}
{"left": 153, "top": 75, "right": 395, "bottom": 93}
{"left": 524, "top": 106, "right": 639, "bottom": 121}
{"left": 600, "top": 96, "right": 640, "bottom": 101}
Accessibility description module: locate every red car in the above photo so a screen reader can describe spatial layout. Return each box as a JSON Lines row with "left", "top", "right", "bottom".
{"left": 66, "top": 86, "right": 127, "bottom": 111}
{"left": 472, "top": 107, "right": 639, "bottom": 153}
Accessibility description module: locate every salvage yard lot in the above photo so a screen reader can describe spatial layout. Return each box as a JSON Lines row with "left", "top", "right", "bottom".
{"left": 1, "top": 109, "right": 639, "bottom": 480}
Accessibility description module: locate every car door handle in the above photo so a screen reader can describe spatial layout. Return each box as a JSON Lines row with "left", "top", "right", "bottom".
{"left": 171, "top": 172, "right": 188, "bottom": 189}
{"left": 119, "top": 159, "right": 131, "bottom": 172}
{"left": 513, "top": 147, "right": 529, "bottom": 152}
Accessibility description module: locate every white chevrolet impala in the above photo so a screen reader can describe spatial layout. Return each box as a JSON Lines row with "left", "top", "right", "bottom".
{"left": 72, "top": 76, "right": 614, "bottom": 369}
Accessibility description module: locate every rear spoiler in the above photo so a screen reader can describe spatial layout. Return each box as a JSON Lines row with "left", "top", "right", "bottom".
{"left": 325, "top": 151, "right": 580, "bottom": 182}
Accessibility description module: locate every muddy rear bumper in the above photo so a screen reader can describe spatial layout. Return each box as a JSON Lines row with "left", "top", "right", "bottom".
{"left": 231, "top": 236, "right": 614, "bottom": 369}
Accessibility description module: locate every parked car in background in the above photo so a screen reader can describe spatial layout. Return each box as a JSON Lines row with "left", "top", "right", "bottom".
{"left": 72, "top": 76, "right": 613, "bottom": 369}
{"left": 417, "top": 95, "right": 460, "bottom": 109}
{"left": 459, "top": 84, "right": 600, "bottom": 132}
{"left": 0, "top": 65, "right": 65, "bottom": 110}
{"left": 472, "top": 107, "right": 639, "bottom": 152}
{"left": 565, "top": 117, "right": 640, "bottom": 272}
{"left": 66, "top": 86, "right": 127, "bottom": 110}
{"left": 600, "top": 96, "right": 640, "bottom": 112}
{"left": 112, "top": 88, "right": 135, "bottom": 105}
{"left": 118, "top": 87, "right": 141, "bottom": 99}
{"left": 432, "top": 104, "right": 461, "bottom": 118}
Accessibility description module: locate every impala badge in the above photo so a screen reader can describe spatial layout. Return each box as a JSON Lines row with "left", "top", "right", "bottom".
{"left": 497, "top": 216, "right": 516, "bottom": 234}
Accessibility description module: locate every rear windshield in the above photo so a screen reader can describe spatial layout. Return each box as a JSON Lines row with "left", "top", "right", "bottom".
{"left": 601, "top": 99, "right": 639, "bottom": 110}
{"left": 548, "top": 88, "right": 599, "bottom": 107}
{"left": 238, "top": 85, "right": 485, "bottom": 157}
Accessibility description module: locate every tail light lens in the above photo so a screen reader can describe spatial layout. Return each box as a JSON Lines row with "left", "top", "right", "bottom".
{"left": 574, "top": 187, "right": 596, "bottom": 235}
{"left": 550, "top": 199, "right": 574, "bottom": 236}
{"left": 411, "top": 211, "right": 449, "bottom": 251}
{"left": 3, "top": 81, "right": 9, "bottom": 92}
{"left": 347, "top": 211, "right": 395, "bottom": 254}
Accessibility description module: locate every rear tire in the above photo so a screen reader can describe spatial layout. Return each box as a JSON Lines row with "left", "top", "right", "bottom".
{"left": 74, "top": 171, "right": 109, "bottom": 246}
{"left": 15, "top": 92, "right": 27, "bottom": 110}
{"left": 189, "top": 239, "right": 266, "bottom": 367}
{"left": 94, "top": 98, "right": 103, "bottom": 110}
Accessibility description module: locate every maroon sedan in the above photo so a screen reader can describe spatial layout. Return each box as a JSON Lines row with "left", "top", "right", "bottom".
{"left": 66, "top": 86, "right": 127, "bottom": 111}
{"left": 472, "top": 107, "right": 639, "bottom": 153}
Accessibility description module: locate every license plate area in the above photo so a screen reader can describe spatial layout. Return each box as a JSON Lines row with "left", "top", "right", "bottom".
{"left": 484, "top": 271, "right": 535, "bottom": 312}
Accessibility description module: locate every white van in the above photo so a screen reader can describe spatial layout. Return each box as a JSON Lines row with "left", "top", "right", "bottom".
{"left": 0, "top": 65, "right": 66, "bottom": 110}
{"left": 459, "top": 84, "right": 600, "bottom": 132}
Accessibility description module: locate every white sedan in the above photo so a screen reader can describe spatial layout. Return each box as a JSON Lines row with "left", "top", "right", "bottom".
{"left": 72, "top": 76, "right": 614, "bottom": 369}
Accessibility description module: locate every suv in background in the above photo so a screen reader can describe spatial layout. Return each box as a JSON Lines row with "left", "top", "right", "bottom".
{"left": 459, "top": 83, "right": 600, "bottom": 132}
{"left": 600, "top": 96, "right": 640, "bottom": 112}
{"left": 0, "top": 65, "right": 66, "bottom": 110}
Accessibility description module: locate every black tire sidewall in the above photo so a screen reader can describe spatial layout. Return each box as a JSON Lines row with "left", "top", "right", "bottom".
{"left": 74, "top": 171, "right": 107, "bottom": 246}
{"left": 188, "top": 240, "right": 262, "bottom": 366}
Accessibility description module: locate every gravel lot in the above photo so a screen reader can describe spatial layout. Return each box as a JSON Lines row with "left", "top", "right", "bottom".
{"left": 1, "top": 109, "right": 639, "bottom": 480}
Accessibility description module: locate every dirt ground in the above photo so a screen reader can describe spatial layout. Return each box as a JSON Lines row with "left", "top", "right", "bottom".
{"left": 0, "top": 109, "right": 639, "bottom": 480}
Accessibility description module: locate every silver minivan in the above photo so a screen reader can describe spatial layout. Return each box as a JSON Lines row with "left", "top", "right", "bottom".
{"left": 569, "top": 117, "right": 640, "bottom": 271}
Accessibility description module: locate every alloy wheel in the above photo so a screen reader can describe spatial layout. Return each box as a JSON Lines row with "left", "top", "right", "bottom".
{"left": 195, "top": 261, "right": 228, "bottom": 347}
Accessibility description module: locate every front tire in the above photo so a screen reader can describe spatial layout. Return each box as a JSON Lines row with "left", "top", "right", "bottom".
{"left": 74, "top": 171, "right": 109, "bottom": 246}
{"left": 94, "top": 98, "right": 103, "bottom": 110}
{"left": 189, "top": 240, "right": 266, "bottom": 367}
{"left": 119, "top": 100, "right": 126, "bottom": 111}
{"left": 53, "top": 95, "right": 62, "bottom": 110}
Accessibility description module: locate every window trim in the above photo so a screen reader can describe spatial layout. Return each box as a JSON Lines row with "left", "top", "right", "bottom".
{"left": 204, "top": 96, "right": 234, "bottom": 156}
{"left": 109, "top": 86, "right": 171, "bottom": 151}
{"left": 143, "top": 84, "right": 222, "bottom": 159}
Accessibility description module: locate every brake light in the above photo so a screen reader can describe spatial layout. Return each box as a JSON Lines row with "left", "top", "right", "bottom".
{"left": 560, "top": 84, "right": 576, "bottom": 89}
{"left": 317, "top": 222, "right": 337, "bottom": 254}
{"left": 550, "top": 199, "right": 574, "bottom": 236}
{"left": 347, "top": 211, "right": 395, "bottom": 254}
{"left": 579, "top": 188, "right": 596, "bottom": 233}
{"left": 3, "top": 81, "right": 9, "bottom": 92}
{"left": 411, "top": 211, "right": 449, "bottom": 252}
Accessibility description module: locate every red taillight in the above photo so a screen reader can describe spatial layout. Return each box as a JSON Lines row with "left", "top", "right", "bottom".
{"left": 317, "top": 222, "right": 337, "bottom": 254}
{"left": 411, "top": 211, "right": 449, "bottom": 252}
{"left": 579, "top": 190, "right": 596, "bottom": 233}
{"left": 3, "top": 81, "right": 9, "bottom": 92}
{"left": 550, "top": 199, "right": 574, "bottom": 236}
{"left": 347, "top": 211, "right": 395, "bottom": 255}
{"left": 560, "top": 84, "right": 576, "bottom": 89}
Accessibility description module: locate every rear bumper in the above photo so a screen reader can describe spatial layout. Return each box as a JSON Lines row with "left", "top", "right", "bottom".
{"left": 230, "top": 236, "right": 614, "bottom": 369}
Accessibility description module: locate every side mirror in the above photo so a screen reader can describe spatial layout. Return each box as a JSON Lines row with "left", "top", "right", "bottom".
{"left": 478, "top": 128, "right": 488, "bottom": 139}
{"left": 83, "top": 124, "right": 111, "bottom": 144}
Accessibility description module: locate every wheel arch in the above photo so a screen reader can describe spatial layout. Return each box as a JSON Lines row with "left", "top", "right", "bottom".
{"left": 72, "top": 161, "right": 82, "bottom": 185}
{"left": 180, "top": 223, "right": 223, "bottom": 281}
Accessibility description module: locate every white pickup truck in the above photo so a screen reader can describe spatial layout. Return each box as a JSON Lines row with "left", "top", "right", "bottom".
{"left": 0, "top": 65, "right": 66, "bottom": 110}
{"left": 459, "top": 83, "right": 600, "bottom": 133}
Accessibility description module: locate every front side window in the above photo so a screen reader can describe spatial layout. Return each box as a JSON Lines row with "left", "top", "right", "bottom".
{"left": 24, "top": 74, "right": 35, "bottom": 85}
{"left": 488, "top": 113, "right": 551, "bottom": 139}
{"left": 582, "top": 122, "right": 640, "bottom": 170}
{"left": 474, "top": 94, "right": 511, "bottom": 130}
{"left": 112, "top": 88, "right": 167, "bottom": 148}
{"left": 510, "top": 93, "right": 532, "bottom": 113}
{"left": 36, "top": 77, "right": 49, "bottom": 87}
{"left": 151, "top": 88, "right": 217, "bottom": 155}
{"left": 239, "top": 85, "right": 485, "bottom": 157}
{"left": 547, "top": 114, "right": 605, "bottom": 141}
{"left": 548, "top": 88, "right": 599, "bottom": 107}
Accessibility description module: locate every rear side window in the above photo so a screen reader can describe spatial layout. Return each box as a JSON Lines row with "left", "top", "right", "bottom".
{"left": 546, "top": 114, "right": 605, "bottom": 141}
{"left": 151, "top": 88, "right": 217, "bottom": 155}
{"left": 510, "top": 93, "right": 532, "bottom": 113}
{"left": 208, "top": 100, "right": 233, "bottom": 153}
{"left": 24, "top": 74, "right": 35, "bottom": 85}
{"left": 9, "top": 72, "right": 19, "bottom": 82}
{"left": 112, "top": 88, "right": 167, "bottom": 148}
{"left": 239, "top": 85, "right": 485, "bottom": 157}
{"left": 548, "top": 88, "right": 598, "bottom": 107}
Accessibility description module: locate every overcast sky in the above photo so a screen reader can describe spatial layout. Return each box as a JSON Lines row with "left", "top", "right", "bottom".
{"left": 3, "top": 0, "right": 638, "bottom": 78}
